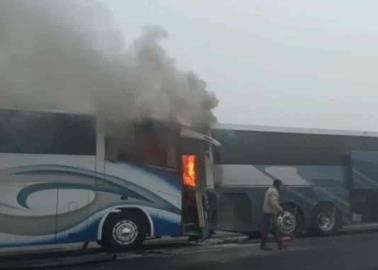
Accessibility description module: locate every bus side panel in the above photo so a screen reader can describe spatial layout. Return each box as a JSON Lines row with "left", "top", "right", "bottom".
{"left": 149, "top": 211, "right": 182, "bottom": 237}
{"left": 0, "top": 154, "right": 58, "bottom": 247}
{"left": 100, "top": 161, "right": 183, "bottom": 238}
{"left": 54, "top": 157, "right": 96, "bottom": 244}
{"left": 0, "top": 155, "right": 96, "bottom": 247}
{"left": 350, "top": 151, "right": 378, "bottom": 223}
{"left": 0, "top": 159, "right": 185, "bottom": 246}
{"left": 0, "top": 110, "right": 98, "bottom": 247}
{"left": 214, "top": 164, "right": 350, "bottom": 233}
{"left": 285, "top": 165, "right": 350, "bottom": 226}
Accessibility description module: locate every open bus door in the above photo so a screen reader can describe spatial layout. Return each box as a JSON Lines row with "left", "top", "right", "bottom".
{"left": 180, "top": 128, "right": 219, "bottom": 240}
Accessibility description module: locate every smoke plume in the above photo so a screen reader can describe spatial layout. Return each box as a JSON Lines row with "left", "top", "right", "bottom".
{"left": 0, "top": 0, "right": 218, "bottom": 134}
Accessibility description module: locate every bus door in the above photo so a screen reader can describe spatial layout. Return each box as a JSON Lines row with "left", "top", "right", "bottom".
{"left": 350, "top": 151, "right": 378, "bottom": 223}
{"left": 180, "top": 128, "right": 215, "bottom": 239}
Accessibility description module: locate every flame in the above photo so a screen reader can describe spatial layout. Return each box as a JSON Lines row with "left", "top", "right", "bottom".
{"left": 182, "top": 155, "right": 197, "bottom": 188}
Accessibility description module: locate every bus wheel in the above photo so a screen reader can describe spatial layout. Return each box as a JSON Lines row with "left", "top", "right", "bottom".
{"left": 101, "top": 212, "right": 147, "bottom": 251}
{"left": 276, "top": 204, "right": 304, "bottom": 237}
{"left": 312, "top": 204, "right": 339, "bottom": 235}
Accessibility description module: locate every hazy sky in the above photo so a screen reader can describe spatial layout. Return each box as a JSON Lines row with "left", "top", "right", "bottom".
{"left": 101, "top": 0, "right": 378, "bottom": 131}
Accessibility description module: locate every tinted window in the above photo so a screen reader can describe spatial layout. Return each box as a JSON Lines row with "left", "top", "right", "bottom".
{"left": 0, "top": 110, "right": 96, "bottom": 155}
{"left": 212, "top": 129, "right": 378, "bottom": 165}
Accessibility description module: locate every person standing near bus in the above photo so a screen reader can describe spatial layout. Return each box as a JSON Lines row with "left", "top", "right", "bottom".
{"left": 260, "top": 179, "right": 284, "bottom": 250}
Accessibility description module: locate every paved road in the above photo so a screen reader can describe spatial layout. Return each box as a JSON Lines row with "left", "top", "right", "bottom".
{"left": 58, "top": 231, "right": 378, "bottom": 270}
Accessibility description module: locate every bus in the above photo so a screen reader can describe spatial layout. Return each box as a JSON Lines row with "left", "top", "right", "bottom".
{"left": 0, "top": 108, "right": 215, "bottom": 250}
{"left": 211, "top": 124, "right": 378, "bottom": 236}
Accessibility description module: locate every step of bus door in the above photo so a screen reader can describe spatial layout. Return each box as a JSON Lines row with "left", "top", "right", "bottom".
{"left": 184, "top": 224, "right": 201, "bottom": 237}
{"left": 184, "top": 223, "right": 199, "bottom": 231}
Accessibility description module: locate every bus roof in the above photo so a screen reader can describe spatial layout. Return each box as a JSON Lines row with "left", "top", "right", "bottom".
{"left": 212, "top": 123, "right": 378, "bottom": 139}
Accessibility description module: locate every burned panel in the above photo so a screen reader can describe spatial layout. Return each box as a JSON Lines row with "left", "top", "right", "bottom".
{"left": 105, "top": 120, "right": 180, "bottom": 169}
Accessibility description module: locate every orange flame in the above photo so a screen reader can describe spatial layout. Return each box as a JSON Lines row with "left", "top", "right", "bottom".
{"left": 182, "top": 155, "right": 197, "bottom": 188}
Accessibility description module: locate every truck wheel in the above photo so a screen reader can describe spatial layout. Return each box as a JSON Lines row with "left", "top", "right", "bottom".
{"left": 101, "top": 212, "right": 147, "bottom": 251}
{"left": 276, "top": 205, "right": 304, "bottom": 236}
{"left": 312, "top": 204, "right": 339, "bottom": 235}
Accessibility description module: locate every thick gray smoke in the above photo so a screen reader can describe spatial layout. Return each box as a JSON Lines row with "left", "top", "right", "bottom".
{"left": 0, "top": 0, "right": 218, "bottom": 134}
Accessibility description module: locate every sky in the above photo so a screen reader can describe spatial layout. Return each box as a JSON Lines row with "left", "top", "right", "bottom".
{"left": 101, "top": 0, "right": 378, "bottom": 131}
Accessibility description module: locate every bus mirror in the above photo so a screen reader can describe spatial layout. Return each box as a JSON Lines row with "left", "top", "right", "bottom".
{"left": 182, "top": 154, "right": 198, "bottom": 188}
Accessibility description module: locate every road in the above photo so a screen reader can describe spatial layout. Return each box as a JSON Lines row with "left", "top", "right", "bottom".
{"left": 56, "top": 231, "right": 378, "bottom": 270}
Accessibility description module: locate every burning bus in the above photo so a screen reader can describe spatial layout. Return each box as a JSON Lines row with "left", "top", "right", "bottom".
{"left": 0, "top": 108, "right": 216, "bottom": 250}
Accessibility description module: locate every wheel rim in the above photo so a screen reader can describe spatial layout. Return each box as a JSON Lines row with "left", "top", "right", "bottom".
{"left": 112, "top": 220, "right": 139, "bottom": 245}
{"left": 277, "top": 211, "right": 297, "bottom": 235}
{"left": 317, "top": 212, "right": 335, "bottom": 232}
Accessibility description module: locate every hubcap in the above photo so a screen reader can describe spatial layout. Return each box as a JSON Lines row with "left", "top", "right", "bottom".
{"left": 277, "top": 211, "right": 297, "bottom": 235}
{"left": 112, "top": 220, "right": 138, "bottom": 245}
{"left": 317, "top": 212, "right": 335, "bottom": 232}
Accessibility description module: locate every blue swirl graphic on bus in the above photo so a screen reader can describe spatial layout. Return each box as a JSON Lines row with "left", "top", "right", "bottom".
{"left": 0, "top": 163, "right": 182, "bottom": 242}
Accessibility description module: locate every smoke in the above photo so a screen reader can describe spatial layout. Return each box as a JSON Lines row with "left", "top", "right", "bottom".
{"left": 0, "top": 0, "right": 218, "bottom": 135}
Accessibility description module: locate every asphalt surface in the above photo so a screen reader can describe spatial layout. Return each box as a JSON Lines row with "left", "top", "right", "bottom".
{"left": 53, "top": 231, "right": 378, "bottom": 270}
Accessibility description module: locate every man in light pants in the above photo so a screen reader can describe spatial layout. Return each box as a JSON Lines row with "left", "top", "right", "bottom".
{"left": 260, "top": 179, "right": 284, "bottom": 250}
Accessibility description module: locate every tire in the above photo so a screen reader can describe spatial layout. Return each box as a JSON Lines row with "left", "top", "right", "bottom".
{"left": 101, "top": 212, "right": 147, "bottom": 251}
{"left": 276, "top": 204, "right": 304, "bottom": 237}
{"left": 312, "top": 204, "right": 340, "bottom": 235}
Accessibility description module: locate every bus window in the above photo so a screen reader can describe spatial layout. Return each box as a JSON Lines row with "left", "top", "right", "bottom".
{"left": 0, "top": 110, "right": 96, "bottom": 155}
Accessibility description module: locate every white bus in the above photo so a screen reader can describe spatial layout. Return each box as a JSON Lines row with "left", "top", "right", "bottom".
{"left": 0, "top": 109, "right": 214, "bottom": 250}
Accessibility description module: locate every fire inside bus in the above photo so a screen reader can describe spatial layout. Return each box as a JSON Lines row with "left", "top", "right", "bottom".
{"left": 0, "top": 109, "right": 215, "bottom": 250}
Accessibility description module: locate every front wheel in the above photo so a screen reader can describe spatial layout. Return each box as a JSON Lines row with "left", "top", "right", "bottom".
{"left": 100, "top": 212, "right": 147, "bottom": 251}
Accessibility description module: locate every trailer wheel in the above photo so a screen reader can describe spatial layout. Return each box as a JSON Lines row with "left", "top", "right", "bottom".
{"left": 101, "top": 212, "right": 147, "bottom": 251}
{"left": 312, "top": 204, "right": 339, "bottom": 235}
{"left": 276, "top": 204, "right": 304, "bottom": 237}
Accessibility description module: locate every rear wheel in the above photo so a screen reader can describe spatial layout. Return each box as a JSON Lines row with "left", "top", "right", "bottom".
{"left": 312, "top": 204, "right": 339, "bottom": 235}
{"left": 276, "top": 204, "right": 304, "bottom": 236}
{"left": 100, "top": 212, "right": 147, "bottom": 251}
